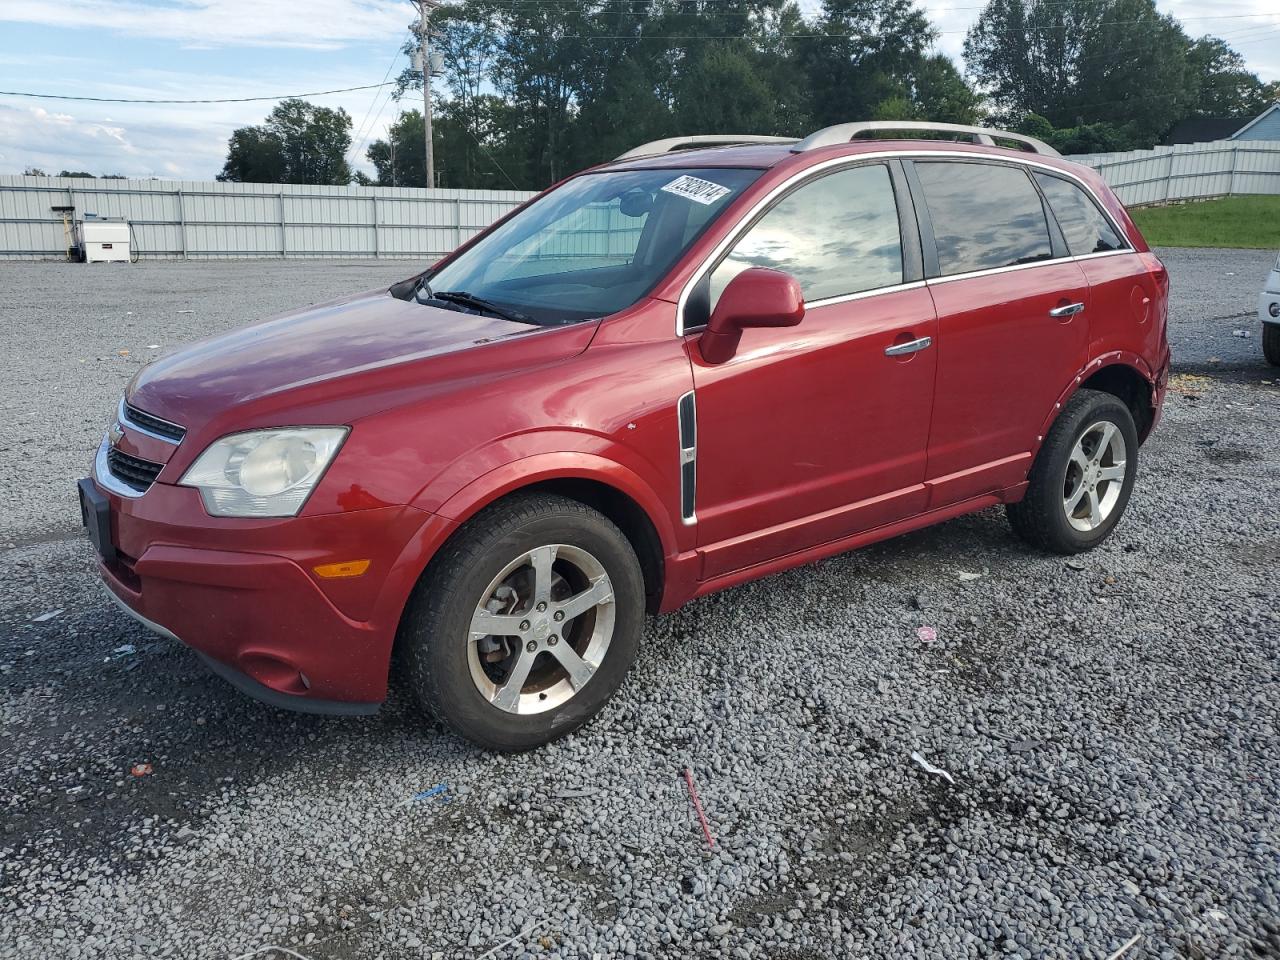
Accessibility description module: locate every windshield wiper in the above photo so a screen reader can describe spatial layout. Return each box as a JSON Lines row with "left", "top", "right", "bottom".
{"left": 426, "top": 289, "right": 537, "bottom": 325}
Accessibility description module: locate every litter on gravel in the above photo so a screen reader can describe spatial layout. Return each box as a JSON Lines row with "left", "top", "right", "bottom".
{"left": 130, "top": 763, "right": 153, "bottom": 777}
{"left": 916, "top": 626, "right": 938, "bottom": 642}
{"left": 956, "top": 570, "right": 983, "bottom": 582}
{"left": 401, "top": 783, "right": 450, "bottom": 806}
{"left": 910, "top": 751, "right": 956, "bottom": 785}
{"left": 683, "top": 767, "right": 715, "bottom": 849}
{"left": 31, "top": 609, "right": 62, "bottom": 622}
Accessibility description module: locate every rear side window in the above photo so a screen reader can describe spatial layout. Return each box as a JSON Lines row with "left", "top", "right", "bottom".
{"left": 709, "top": 163, "right": 903, "bottom": 307}
{"left": 1034, "top": 173, "right": 1126, "bottom": 256}
{"left": 915, "top": 161, "right": 1053, "bottom": 276}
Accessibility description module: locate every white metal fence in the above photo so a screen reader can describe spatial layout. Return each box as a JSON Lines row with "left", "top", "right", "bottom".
{"left": 1068, "top": 139, "right": 1280, "bottom": 207}
{"left": 0, "top": 175, "right": 534, "bottom": 261}
{"left": 5, "top": 140, "right": 1280, "bottom": 261}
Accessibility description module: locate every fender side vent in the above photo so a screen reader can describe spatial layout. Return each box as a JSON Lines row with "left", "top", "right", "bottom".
{"left": 677, "top": 391, "right": 696, "bottom": 523}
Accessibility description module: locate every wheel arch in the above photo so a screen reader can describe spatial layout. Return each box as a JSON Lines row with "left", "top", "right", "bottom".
{"left": 430, "top": 455, "right": 675, "bottom": 615}
{"left": 1042, "top": 353, "right": 1157, "bottom": 445}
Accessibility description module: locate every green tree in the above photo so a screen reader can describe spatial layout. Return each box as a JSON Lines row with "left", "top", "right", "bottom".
{"left": 218, "top": 99, "right": 353, "bottom": 184}
{"left": 798, "top": 0, "right": 939, "bottom": 128}
{"left": 58, "top": 170, "right": 95, "bottom": 178}
{"left": 1185, "top": 37, "right": 1272, "bottom": 117}
{"left": 964, "top": 0, "right": 1195, "bottom": 147}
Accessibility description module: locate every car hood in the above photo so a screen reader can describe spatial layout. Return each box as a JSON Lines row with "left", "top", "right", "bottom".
{"left": 127, "top": 289, "right": 559, "bottom": 428}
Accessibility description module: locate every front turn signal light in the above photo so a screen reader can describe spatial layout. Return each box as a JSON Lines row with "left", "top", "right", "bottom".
{"left": 313, "top": 559, "right": 371, "bottom": 579}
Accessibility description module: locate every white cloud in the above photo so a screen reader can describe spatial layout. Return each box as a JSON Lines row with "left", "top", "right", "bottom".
{"left": 0, "top": 0, "right": 414, "bottom": 50}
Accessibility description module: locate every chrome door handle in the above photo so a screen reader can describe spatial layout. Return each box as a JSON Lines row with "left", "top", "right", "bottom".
{"left": 1049, "top": 302, "right": 1085, "bottom": 318}
{"left": 885, "top": 336, "right": 932, "bottom": 357}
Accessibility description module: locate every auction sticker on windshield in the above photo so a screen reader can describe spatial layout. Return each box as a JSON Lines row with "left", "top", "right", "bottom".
{"left": 660, "top": 175, "right": 732, "bottom": 206}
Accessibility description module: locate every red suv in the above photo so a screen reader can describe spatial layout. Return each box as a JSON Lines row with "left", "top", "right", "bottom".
{"left": 81, "top": 122, "right": 1170, "bottom": 750}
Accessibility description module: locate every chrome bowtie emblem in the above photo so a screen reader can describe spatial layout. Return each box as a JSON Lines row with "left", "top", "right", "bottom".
{"left": 108, "top": 422, "right": 124, "bottom": 446}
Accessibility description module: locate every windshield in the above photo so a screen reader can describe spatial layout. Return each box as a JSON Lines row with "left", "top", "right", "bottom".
{"left": 422, "top": 167, "right": 763, "bottom": 325}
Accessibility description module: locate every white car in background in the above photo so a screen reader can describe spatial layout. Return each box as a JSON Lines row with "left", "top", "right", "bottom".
{"left": 1263, "top": 251, "right": 1280, "bottom": 366}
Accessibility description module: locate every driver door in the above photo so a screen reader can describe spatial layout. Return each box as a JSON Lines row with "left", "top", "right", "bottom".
{"left": 686, "top": 161, "right": 939, "bottom": 580}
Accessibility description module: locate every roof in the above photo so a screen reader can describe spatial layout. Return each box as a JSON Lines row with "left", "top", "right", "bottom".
{"left": 601, "top": 138, "right": 1084, "bottom": 176}
{"left": 1163, "top": 117, "right": 1254, "bottom": 145}
{"left": 1162, "top": 104, "right": 1280, "bottom": 145}
{"left": 1232, "top": 102, "right": 1280, "bottom": 139}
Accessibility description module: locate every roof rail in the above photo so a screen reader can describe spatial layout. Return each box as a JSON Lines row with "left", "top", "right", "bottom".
{"left": 792, "top": 122, "right": 1061, "bottom": 158}
{"left": 615, "top": 135, "right": 798, "bottom": 161}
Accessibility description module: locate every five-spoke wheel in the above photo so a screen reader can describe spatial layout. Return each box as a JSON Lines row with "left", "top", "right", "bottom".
{"left": 1008, "top": 388, "right": 1139, "bottom": 554}
{"left": 468, "top": 544, "right": 615, "bottom": 714}
{"left": 400, "top": 493, "right": 644, "bottom": 751}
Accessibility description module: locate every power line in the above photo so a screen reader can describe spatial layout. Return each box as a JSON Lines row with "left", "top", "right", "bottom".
{"left": 0, "top": 81, "right": 396, "bottom": 105}
{"left": 347, "top": 33, "right": 414, "bottom": 165}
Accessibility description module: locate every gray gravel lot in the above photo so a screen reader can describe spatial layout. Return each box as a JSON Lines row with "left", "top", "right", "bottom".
{"left": 1, "top": 250, "right": 1278, "bottom": 959}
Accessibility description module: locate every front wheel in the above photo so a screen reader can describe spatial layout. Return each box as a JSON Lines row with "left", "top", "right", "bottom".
{"left": 1264, "top": 323, "right": 1280, "bottom": 366}
{"left": 1007, "top": 389, "right": 1139, "bottom": 554}
{"left": 400, "top": 493, "right": 645, "bottom": 751}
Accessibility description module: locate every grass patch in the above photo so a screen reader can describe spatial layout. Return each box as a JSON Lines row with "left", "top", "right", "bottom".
{"left": 1130, "top": 195, "right": 1280, "bottom": 248}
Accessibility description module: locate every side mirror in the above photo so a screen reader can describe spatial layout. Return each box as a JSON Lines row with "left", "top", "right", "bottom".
{"left": 698, "top": 267, "right": 805, "bottom": 365}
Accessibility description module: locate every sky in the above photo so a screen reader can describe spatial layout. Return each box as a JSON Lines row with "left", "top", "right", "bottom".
{"left": 0, "top": 0, "right": 1277, "bottom": 181}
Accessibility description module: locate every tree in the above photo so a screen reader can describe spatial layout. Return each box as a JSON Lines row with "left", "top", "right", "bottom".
{"left": 368, "top": 110, "right": 427, "bottom": 187}
{"left": 22, "top": 167, "right": 47, "bottom": 177}
{"left": 1185, "top": 37, "right": 1272, "bottom": 117}
{"left": 963, "top": 0, "right": 1246, "bottom": 148}
{"left": 58, "top": 170, "right": 95, "bottom": 178}
{"left": 218, "top": 99, "right": 353, "bottom": 185}
{"left": 798, "top": 0, "right": 940, "bottom": 129}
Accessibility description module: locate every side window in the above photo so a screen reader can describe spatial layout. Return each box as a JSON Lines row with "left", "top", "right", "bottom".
{"left": 709, "top": 164, "right": 903, "bottom": 308}
{"left": 1034, "top": 173, "right": 1127, "bottom": 257}
{"left": 915, "top": 161, "right": 1053, "bottom": 276}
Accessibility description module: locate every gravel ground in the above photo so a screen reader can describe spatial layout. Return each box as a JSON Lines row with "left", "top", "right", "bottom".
{"left": 1, "top": 250, "right": 1278, "bottom": 960}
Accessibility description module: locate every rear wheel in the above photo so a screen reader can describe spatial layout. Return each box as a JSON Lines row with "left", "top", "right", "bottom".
{"left": 1264, "top": 323, "right": 1280, "bottom": 366}
{"left": 400, "top": 493, "right": 644, "bottom": 751}
{"left": 1007, "top": 389, "right": 1139, "bottom": 554}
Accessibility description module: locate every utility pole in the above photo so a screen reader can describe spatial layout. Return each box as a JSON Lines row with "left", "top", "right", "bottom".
{"left": 415, "top": 0, "right": 440, "bottom": 189}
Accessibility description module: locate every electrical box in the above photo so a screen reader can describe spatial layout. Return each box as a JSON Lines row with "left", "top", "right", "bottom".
{"left": 80, "top": 219, "right": 131, "bottom": 263}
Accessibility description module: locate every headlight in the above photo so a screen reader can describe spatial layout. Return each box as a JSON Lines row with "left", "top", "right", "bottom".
{"left": 180, "top": 427, "right": 348, "bottom": 517}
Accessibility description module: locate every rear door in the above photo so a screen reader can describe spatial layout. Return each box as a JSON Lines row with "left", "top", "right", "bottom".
{"left": 1030, "top": 171, "right": 1160, "bottom": 374}
{"left": 687, "top": 161, "right": 938, "bottom": 579}
{"left": 908, "top": 159, "right": 1090, "bottom": 507}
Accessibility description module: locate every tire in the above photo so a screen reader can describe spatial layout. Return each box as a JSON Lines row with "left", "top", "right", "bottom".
{"left": 400, "top": 493, "right": 644, "bottom": 751}
{"left": 1264, "top": 323, "right": 1280, "bottom": 366}
{"left": 1007, "top": 388, "right": 1139, "bottom": 555}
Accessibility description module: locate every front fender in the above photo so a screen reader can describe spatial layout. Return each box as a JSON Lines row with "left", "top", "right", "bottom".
{"left": 418, "top": 443, "right": 685, "bottom": 561}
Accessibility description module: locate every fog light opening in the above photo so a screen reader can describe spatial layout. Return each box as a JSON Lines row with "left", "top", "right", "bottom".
{"left": 239, "top": 652, "right": 308, "bottom": 695}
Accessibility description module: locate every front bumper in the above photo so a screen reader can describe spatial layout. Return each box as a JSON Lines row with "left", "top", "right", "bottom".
{"left": 87, "top": 474, "right": 454, "bottom": 713}
{"left": 1261, "top": 288, "right": 1280, "bottom": 326}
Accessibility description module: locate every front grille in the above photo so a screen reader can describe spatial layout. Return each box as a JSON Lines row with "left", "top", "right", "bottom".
{"left": 123, "top": 401, "right": 186, "bottom": 443}
{"left": 106, "top": 447, "right": 163, "bottom": 493}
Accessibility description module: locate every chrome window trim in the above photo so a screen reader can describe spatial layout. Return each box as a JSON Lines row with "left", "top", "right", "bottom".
{"left": 925, "top": 248, "right": 1134, "bottom": 288}
{"left": 675, "top": 149, "right": 1130, "bottom": 336}
{"left": 94, "top": 435, "right": 146, "bottom": 499}
{"left": 119, "top": 398, "right": 184, "bottom": 446}
{"left": 805, "top": 280, "right": 928, "bottom": 310}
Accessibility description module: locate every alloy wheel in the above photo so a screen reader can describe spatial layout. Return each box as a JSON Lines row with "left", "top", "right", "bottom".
{"left": 1062, "top": 420, "right": 1128, "bottom": 532}
{"left": 467, "top": 544, "right": 615, "bottom": 714}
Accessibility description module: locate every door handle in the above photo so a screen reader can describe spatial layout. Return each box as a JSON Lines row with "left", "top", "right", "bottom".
{"left": 1049, "top": 302, "right": 1085, "bottom": 318}
{"left": 884, "top": 336, "right": 932, "bottom": 357}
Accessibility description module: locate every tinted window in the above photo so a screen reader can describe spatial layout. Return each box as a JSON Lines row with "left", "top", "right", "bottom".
{"left": 710, "top": 163, "right": 903, "bottom": 307}
{"left": 1034, "top": 173, "right": 1126, "bottom": 256}
{"left": 916, "top": 161, "right": 1053, "bottom": 276}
